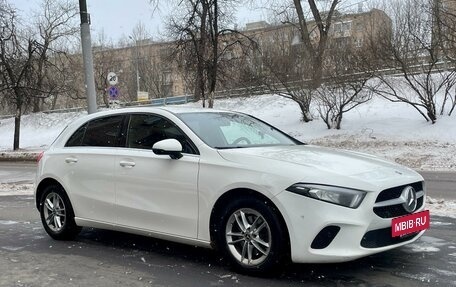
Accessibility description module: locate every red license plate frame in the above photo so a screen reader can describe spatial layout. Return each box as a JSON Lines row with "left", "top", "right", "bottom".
{"left": 391, "top": 210, "right": 430, "bottom": 237}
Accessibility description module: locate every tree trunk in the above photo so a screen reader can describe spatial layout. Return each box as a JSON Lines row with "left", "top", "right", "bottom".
{"left": 194, "top": 1, "right": 209, "bottom": 106}
{"left": 297, "top": 100, "right": 313, "bottom": 122}
{"left": 208, "top": 91, "right": 215, "bottom": 108}
{"left": 32, "top": 98, "right": 40, "bottom": 113}
{"left": 13, "top": 106, "right": 22, "bottom": 150}
{"left": 51, "top": 95, "right": 59, "bottom": 110}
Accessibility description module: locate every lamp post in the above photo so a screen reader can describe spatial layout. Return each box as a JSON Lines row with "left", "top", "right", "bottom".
{"left": 129, "top": 36, "right": 140, "bottom": 98}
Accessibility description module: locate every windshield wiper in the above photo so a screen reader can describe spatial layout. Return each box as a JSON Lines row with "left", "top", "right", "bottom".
{"left": 214, "top": 146, "right": 247, "bottom": 149}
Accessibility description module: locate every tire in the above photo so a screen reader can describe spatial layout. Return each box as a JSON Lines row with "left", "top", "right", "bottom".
{"left": 213, "top": 196, "right": 288, "bottom": 275}
{"left": 39, "top": 184, "right": 81, "bottom": 240}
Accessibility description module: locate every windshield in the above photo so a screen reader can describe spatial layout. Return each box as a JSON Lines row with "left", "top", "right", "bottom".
{"left": 177, "top": 112, "right": 300, "bottom": 149}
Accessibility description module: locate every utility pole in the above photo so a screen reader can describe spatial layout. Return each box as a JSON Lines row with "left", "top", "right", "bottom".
{"left": 79, "top": 0, "right": 97, "bottom": 114}
{"left": 129, "top": 36, "right": 141, "bottom": 98}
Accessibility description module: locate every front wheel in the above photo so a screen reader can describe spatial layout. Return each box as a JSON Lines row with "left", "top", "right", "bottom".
{"left": 39, "top": 184, "right": 81, "bottom": 240}
{"left": 214, "top": 197, "right": 288, "bottom": 274}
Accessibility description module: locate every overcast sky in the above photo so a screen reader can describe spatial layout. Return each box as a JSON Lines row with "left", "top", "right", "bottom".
{"left": 12, "top": 0, "right": 370, "bottom": 43}
{"left": 12, "top": 0, "right": 268, "bottom": 42}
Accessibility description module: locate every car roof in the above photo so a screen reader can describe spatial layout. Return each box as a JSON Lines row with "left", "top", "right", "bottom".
{"left": 89, "top": 106, "right": 236, "bottom": 117}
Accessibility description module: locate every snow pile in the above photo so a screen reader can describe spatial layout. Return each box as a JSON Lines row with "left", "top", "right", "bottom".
{"left": 0, "top": 183, "right": 34, "bottom": 196}
{"left": 0, "top": 150, "right": 40, "bottom": 161}
{"left": 427, "top": 196, "right": 456, "bottom": 219}
{"left": 0, "top": 111, "right": 85, "bottom": 150}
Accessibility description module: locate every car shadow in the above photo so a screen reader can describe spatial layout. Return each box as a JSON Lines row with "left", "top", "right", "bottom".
{"left": 70, "top": 227, "right": 440, "bottom": 285}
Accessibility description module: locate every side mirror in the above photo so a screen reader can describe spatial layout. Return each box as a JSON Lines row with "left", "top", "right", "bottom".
{"left": 152, "top": 139, "right": 183, "bottom": 159}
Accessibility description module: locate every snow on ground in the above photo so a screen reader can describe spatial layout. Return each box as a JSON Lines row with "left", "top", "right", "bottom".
{"left": 0, "top": 94, "right": 455, "bottom": 170}
{"left": 0, "top": 183, "right": 34, "bottom": 196}
{"left": 427, "top": 196, "right": 456, "bottom": 219}
{"left": 0, "top": 111, "right": 85, "bottom": 151}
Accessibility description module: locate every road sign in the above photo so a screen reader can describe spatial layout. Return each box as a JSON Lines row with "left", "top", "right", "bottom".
{"left": 107, "top": 72, "right": 118, "bottom": 86}
{"left": 108, "top": 86, "right": 119, "bottom": 99}
{"left": 137, "top": 91, "right": 149, "bottom": 102}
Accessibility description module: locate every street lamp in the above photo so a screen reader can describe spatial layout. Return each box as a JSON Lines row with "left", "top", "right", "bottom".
{"left": 128, "top": 36, "right": 140, "bottom": 97}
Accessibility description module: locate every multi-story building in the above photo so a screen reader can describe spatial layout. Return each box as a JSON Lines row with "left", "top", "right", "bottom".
{"left": 61, "top": 7, "right": 392, "bottom": 109}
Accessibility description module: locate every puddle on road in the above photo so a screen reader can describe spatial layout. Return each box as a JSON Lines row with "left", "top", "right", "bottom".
{"left": 2, "top": 246, "right": 24, "bottom": 251}
{"left": 431, "top": 221, "right": 453, "bottom": 226}
{"left": 0, "top": 220, "right": 18, "bottom": 225}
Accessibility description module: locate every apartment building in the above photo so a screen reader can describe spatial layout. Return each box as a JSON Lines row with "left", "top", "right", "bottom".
{"left": 70, "top": 7, "right": 391, "bottom": 106}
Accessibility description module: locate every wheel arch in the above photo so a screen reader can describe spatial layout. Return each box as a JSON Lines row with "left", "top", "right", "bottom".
{"left": 209, "top": 188, "right": 290, "bottom": 254}
{"left": 35, "top": 177, "right": 67, "bottom": 210}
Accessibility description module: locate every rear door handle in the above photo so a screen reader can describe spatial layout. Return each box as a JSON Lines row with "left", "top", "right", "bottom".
{"left": 119, "top": 161, "right": 136, "bottom": 168}
{"left": 65, "top": 157, "right": 78, "bottom": 164}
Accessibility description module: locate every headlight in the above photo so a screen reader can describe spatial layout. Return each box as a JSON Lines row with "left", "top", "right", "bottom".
{"left": 286, "top": 183, "right": 367, "bottom": 208}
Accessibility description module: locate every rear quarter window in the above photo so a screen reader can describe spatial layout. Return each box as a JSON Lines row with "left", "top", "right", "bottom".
{"left": 65, "top": 124, "right": 87, "bottom": 147}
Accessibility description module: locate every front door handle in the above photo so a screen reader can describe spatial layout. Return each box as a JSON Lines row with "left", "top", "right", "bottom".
{"left": 65, "top": 157, "right": 78, "bottom": 164}
{"left": 119, "top": 161, "right": 136, "bottom": 168}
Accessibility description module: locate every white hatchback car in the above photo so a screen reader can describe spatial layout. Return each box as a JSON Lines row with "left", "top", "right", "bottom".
{"left": 35, "top": 107, "right": 427, "bottom": 274}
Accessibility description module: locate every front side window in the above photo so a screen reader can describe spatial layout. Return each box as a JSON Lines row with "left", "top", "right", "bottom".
{"left": 177, "top": 112, "right": 300, "bottom": 149}
{"left": 127, "top": 114, "right": 197, "bottom": 154}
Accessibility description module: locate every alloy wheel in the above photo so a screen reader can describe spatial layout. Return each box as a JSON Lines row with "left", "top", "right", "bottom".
{"left": 43, "top": 192, "right": 66, "bottom": 232}
{"left": 225, "top": 208, "right": 272, "bottom": 266}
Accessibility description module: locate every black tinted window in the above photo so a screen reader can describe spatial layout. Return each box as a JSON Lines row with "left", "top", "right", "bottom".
{"left": 65, "top": 124, "right": 87, "bottom": 147}
{"left": 81, "top": 115, "right": 124, "bottom": 147}
{"left": 127, "top": 114, "right": 197, "bottom": 154}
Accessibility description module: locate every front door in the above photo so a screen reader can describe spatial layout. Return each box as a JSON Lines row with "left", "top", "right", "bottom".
{"left": 115, "top": 113, "right": 200, "bottom": 238}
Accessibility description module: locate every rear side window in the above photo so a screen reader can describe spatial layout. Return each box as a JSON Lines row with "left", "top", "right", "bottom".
{"left": 65, "top": 115, "right": 125, "bottom": 147}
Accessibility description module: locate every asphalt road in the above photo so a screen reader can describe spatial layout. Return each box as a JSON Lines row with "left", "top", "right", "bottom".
{"left": 418, "top": 171, "right": 456, "bottom": 200}
{"left": 0, "top": 162, "right": 36, "bottom": 184}
{"left": 0, "top": 195, "right": 455, "bottom": 287}
{"left": 0, "top": 162, "right": 455, "bottom": 286}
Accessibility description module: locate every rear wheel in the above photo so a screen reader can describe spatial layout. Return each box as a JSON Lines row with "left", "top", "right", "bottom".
{"left": 39, "top": 184, "right": 81, "bottom": 240}
{"left": 214, "top": 196, "right": 288, "bottom": 275}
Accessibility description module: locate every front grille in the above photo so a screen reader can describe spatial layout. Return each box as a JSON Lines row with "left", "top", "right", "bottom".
{"left": 361, "top": 227, "right": 420, "bottom": 248}
{"left": 373, "top": 182, "right": 424, "bottom": 218}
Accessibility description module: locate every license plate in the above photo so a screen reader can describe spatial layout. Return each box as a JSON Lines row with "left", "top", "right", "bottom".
{"left": 391, "top": 210, "right": 430, "bottom": 237}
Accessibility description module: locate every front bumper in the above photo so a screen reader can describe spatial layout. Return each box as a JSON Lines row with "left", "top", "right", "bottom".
{"left": 272, "top": 188, "right": 426, "bottom": 263}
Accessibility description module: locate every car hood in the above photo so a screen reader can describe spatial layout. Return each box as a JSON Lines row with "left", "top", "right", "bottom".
{"left": 217, "top": 145, "right": 423, "bottom": 191}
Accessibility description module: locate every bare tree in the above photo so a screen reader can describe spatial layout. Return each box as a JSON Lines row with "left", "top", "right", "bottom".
{"left": 31, "top": 0, "right": 79, "bottom": 112}
{"left": 0, "top": 2, "right": 40, "bottom": 150}
{"left": 431, "top": 0, "right": 456, "bottom": 115}
{"left": 316, "top": 79, "right": 373, "bottom": 129}
{"left": 315, "top": 44, "right": 375, "bottom": 129}
{"left": 253, "top": 0, "right": 340, "bottom": 122}
{"left": 0, "top": 0, "right": 78, "bottom": 150}
{"left": 371, "top": 0, "right": 456, "bottom": 123}
{"left": 165, "top": 0, "right": 248, "bottom": 107}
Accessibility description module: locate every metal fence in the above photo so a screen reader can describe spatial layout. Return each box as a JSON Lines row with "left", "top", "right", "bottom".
{"left": 121, "top": 95, "right": 195, "bottom": 108}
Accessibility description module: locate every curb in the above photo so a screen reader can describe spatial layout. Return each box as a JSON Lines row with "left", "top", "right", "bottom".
{"left": 0, "top": 151, "right": 40, "bottom": 162}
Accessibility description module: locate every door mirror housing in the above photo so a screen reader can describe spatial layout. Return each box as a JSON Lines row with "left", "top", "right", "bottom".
{"left": 152, "top": 139, "right": 183, "bottom": 159}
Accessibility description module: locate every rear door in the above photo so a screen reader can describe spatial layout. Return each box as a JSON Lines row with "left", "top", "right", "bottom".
{"left": 61, "top": 114, "right": 126, "bottom": 224}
